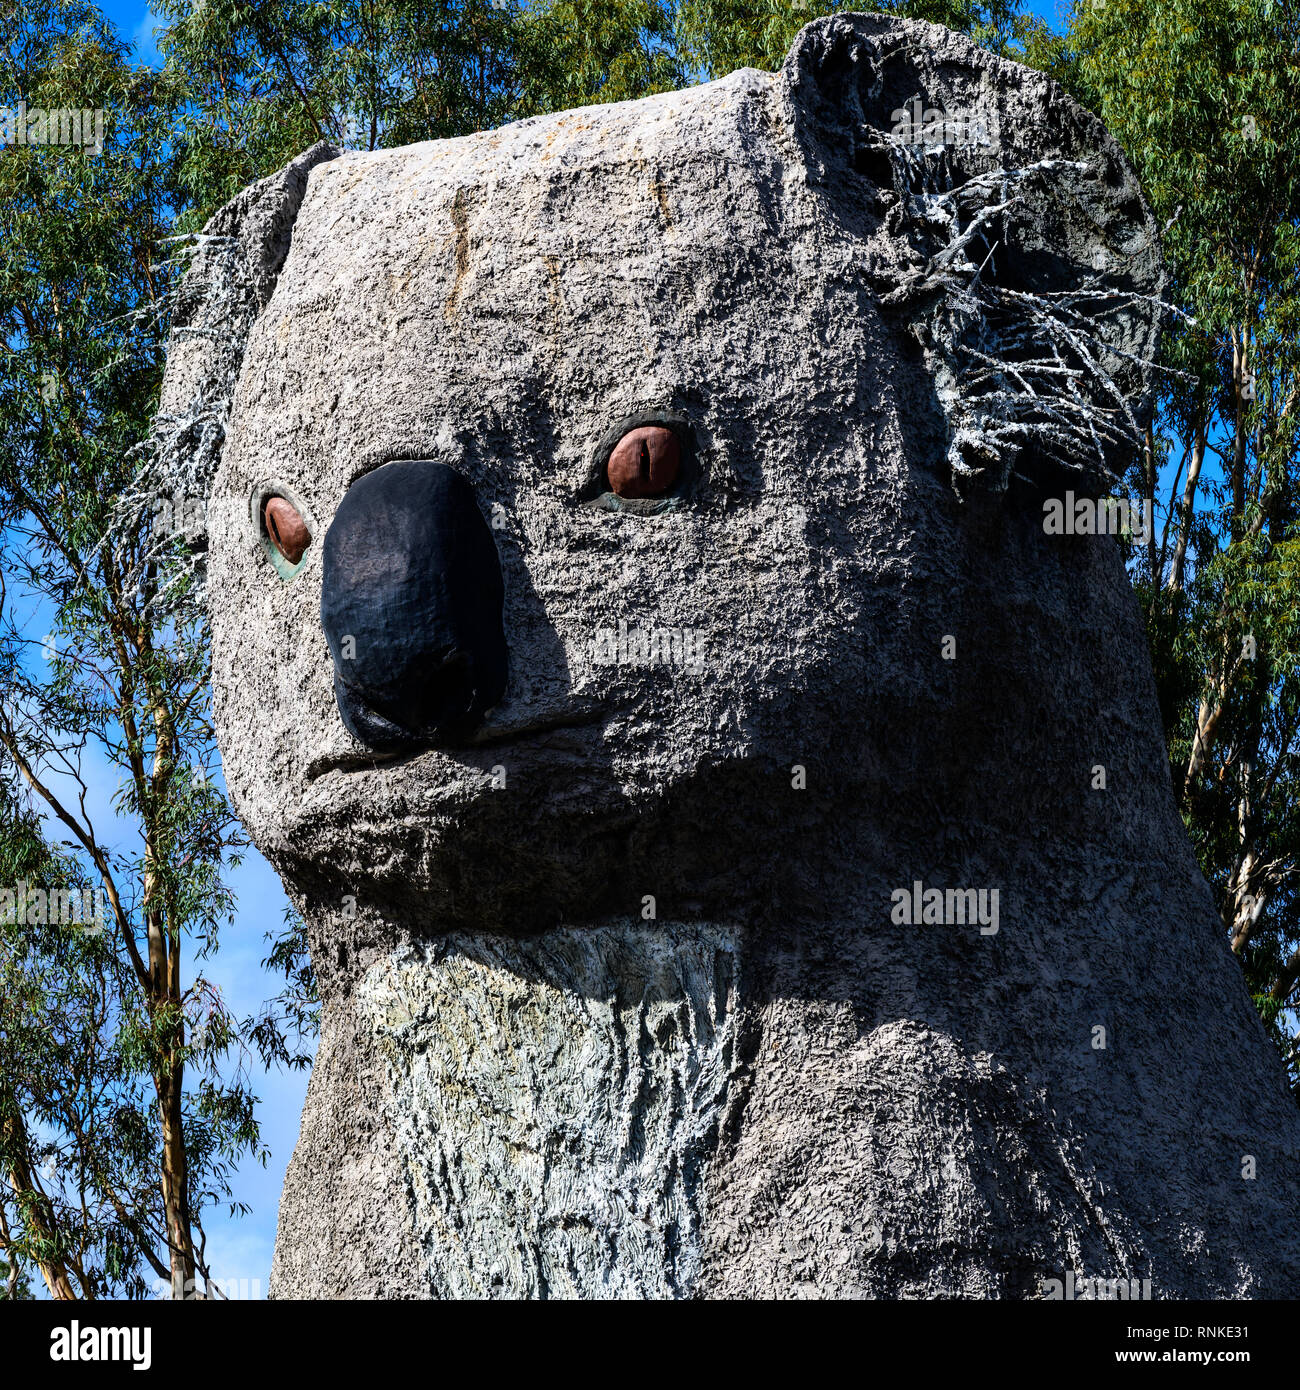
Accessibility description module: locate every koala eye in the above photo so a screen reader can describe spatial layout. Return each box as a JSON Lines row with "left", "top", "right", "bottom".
{"left": 580, "top": 413, "right": 696, "bottom": 515}
{"left": 606, "top": 425, "right": 680, "bottom": 499}
{"left": 263, "top": 495, "right": 311, "bottom": 565}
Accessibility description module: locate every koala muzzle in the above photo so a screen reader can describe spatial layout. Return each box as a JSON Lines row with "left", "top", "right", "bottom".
{"left": 320, "top": 460, "right": 507, "bottom": 752}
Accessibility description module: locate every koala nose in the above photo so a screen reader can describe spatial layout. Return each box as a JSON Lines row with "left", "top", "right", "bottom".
{"left": 320, "top": 460, "right": 507, "bottom": 752}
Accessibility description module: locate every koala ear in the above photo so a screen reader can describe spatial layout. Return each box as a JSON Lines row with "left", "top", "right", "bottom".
{"left": 780, "top": 15, "right": 1167, "bottom": 495}
{"left": 149, "top": 140, "right": 340, "bottom": 577}
{"left": 779, "top": 11, "right": 892, "bottom": 190}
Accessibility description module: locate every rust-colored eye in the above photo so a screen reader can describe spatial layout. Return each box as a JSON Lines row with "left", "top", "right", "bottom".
{"left": 606, "top": 425, "right": 680, "bottom": 499}
{"left": 263, "top": 496, "right": 311, "bottom": 565}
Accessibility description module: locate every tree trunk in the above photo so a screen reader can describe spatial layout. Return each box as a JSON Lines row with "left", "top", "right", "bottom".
{"left": 158, "top": 1066, "right": 195, "bottom": 1300}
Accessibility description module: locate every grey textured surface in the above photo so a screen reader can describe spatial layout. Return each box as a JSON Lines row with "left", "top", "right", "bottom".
{"left": 358, "top": 925, "right": 738, "bottom": 1297}
{"left": 169, "top": 13, "right": 1300, "bottom": 1297}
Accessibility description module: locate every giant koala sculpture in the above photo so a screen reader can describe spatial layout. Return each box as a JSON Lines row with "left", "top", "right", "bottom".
{"left": 156, "top": 13, "right": 1300, "bottom": 1297}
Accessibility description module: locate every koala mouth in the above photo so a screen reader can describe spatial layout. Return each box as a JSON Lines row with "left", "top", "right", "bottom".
{"left": 304, "top": 701, "right": 610, "bottom": 783}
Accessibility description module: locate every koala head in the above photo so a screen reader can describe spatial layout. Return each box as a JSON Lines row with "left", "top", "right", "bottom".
{"left": 163, "top": 14, "right": 1164, "bottom": 936}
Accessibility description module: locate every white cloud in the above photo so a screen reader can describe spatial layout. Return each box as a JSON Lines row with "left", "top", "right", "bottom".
{"left": 131, "top": 5, "right": 164, "bottom": 69}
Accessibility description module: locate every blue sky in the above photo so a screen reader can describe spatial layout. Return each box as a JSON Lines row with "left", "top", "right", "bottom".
{"left": 72, "top": 0, "right": 1071, "bottom": 1298}
{"left": 100, "top": 1, "right": 159, "bottom": 67}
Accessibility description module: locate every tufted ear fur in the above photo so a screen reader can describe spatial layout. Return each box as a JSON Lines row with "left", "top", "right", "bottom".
{"left": 148, "top": 141, "right": 340, "bottom": 581}
{"left": 780, "top": 13, "right": 1167, "bottom": 494}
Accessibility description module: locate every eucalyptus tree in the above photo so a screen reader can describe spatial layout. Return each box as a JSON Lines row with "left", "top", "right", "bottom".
{"left": 0, "top": 0, "right": 268, "bottom": 1299}
{"left": 675, "top": 0, "right": 1029, "bottom": 76}
{"left": 1048, "top": 0, "right": 1300, "bottom": 1089}
{"left": 155, "top": 0, "right": 530, "bottom": 228}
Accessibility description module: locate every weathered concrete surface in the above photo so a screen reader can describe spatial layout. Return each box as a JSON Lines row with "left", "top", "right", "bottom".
{"left": 166, "top": 12, "right": 1300, "bottom": 1297}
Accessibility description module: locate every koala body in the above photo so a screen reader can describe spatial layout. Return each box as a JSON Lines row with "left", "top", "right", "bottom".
{"left": 158, "top": 14, "right": 1300, "bottom": 1297}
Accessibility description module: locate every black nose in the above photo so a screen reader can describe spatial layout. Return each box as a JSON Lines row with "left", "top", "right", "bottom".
{"left": 321, "top": 461, "right": 507, "bottom": 751}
